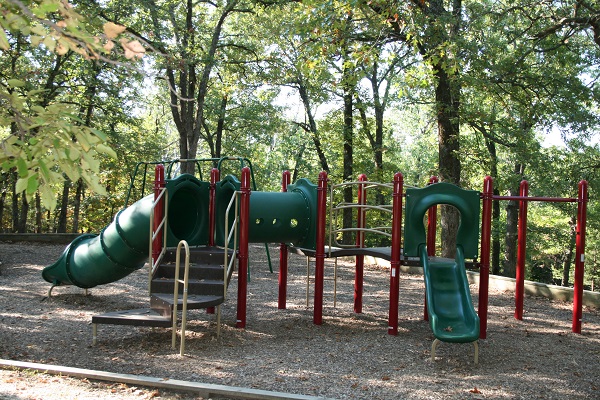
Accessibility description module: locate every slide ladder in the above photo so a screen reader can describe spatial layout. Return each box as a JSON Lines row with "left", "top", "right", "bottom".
{"left": 92, "top": 245, "right": 234, "bottom": 344}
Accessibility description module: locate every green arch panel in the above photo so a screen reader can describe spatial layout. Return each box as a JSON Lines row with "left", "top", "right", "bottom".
{"left": 403, "top": 182, "right": 480, "bottom": 259}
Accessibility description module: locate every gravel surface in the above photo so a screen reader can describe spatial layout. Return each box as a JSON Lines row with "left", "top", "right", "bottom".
{"left": 1, "top": 241, "right": 600, "bottom": 399}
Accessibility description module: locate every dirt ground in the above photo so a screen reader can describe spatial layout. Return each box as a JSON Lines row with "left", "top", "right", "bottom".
{"left": 1, "top": 241, "right": 600, "bottom": 399}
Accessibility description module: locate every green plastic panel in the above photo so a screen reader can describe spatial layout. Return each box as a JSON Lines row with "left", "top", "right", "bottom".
{"left": 165, "top": 174, "right": 210, "bottom": 247}
{"left": 404, "top": 182, "right": 480, "bottom": 259}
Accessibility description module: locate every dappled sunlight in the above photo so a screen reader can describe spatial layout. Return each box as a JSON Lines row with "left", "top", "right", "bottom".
{"left": 2, "top": 242, "right": 600, "bottom": 399}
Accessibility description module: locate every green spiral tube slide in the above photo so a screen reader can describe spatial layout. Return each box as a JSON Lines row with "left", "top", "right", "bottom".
{"left": 42, "top": 173, "right": 317, "bottom": 289}
{"left": 42, "top": 195, "right": 154, "bottom": 289}
{"left": 42, "top": 174, "right": 211, "bottom": 289}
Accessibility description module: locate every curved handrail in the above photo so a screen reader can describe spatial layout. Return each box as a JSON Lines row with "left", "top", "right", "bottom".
{"left": 172, "top": 240, "right": 190, "bottom": 356}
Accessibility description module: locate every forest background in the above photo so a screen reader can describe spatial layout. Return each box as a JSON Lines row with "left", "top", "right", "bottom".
{"left": 1, "top": 0, "right": 600, "bottom": 291}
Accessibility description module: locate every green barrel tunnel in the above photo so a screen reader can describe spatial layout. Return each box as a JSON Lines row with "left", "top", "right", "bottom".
{"left": 214, "top": 176, "right": 318, "bottom": 249}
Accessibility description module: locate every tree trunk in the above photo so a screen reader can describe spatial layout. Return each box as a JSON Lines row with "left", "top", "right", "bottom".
{"left": 503, "top": 163, "right": 525, "bottom": 277}
{"left": 342, "top": 51, "right": 354, "bottom": 245}
{"left": 297, "top": 82, "right": 330, "bottom": 172}
{"left": 18, "top": 195, "right": 28, "bottom": 233}
{"left": 0, "top": 179, "right": 6, "bottom": 233}
{"left": 292, "top": 142, "right": 306, "bottom": 184}
{"left": 562, "top": 216, "right": 577, "bottom": 286}
{"left": 483, "top": 133, "right": 501, "bottom": 274}
{"left": 72, "top": 179, "right": 84, "bottom": 233}
{"left": 492, "top": 191, "right": 501, "bottom": 274}
{"left": 11, "top": 172, "right": 18, "bottom": 233}
{"left": 35, "top": 193, "right": 42, "bottom": 233}
{"left": 435, "top": 65, "right": 461, "bottom": 258}
{"left": 57, "top": 179, "right": 70, "bottom": 233}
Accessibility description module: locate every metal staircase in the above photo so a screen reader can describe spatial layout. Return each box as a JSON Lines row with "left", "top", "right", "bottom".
{"left": 92, "top": 246, "right": 234, "bottom": 345}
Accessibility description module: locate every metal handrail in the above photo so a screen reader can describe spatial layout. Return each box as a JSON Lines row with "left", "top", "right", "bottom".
{"left": 171, "top": 240, "right": 190, "bottom": 356}
{"left": 148, "top": 187, "right": 169, "bottom": 294}
{"left": 223, "top": 190, "right": 240, "bottom": 300}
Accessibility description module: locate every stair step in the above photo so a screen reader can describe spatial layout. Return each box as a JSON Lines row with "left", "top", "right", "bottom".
{"left": 150, "top": 279, "right": 225, "bottom": 296}
{"left": 154, "top": 263, "right": 224, "bottom": 280}
{"left": 92, "top": 308, "right": 171, "bottom": 328}
{"left": 151, "top": 293, "right": 224, "bottom": 312}
{"left": 163, "top": 246, "right": 231, "bottom": 264}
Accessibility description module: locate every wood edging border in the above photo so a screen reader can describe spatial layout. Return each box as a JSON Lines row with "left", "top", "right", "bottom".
{"left": 0, "top": 359, "right": 330, "bottom": 400}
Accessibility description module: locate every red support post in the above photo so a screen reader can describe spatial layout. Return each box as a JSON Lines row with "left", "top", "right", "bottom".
{"left": 314, "top": 171, "right": 328, "bottom": 325}
{"left": 515, "top": 180, "right": 528, "bottom": 320}
{"left": 388, "top": 173, "right": 403, "bottom": 335}
{"left": 572, "top": 180, "right": 588, "bottom": 333}
{"left": 152, "top": 164, "right": 165, "bottom": 266}
{"left": 208, "top": 168, "right": 220, "bottom": 247}
{"left": 278, "top": 171, "right": 291, "bottom": 310}
{"left": 354, "top": 174, "right": 367, "bottom": 314}
{"left": 479, "top": 176, "right": 493, "bottom": 339}
{"left": 426, "top": 176, "right": 439, "bottom": 256}
{"left": 424, "top": 176, "right": 438, "bottom": 321}
{"left": 236, "top": 167, "right": 251, "bottom": 329}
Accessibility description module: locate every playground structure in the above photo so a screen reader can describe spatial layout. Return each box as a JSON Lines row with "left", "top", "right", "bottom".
{"left": 42, "top": 157, "right": 589, "bottom": 360}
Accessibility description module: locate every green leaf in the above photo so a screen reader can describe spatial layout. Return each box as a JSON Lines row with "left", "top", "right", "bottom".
{"left": 26, "top": 174, "right": 38, "bottom": 194}
{"left": 0, "top": 29, "right": 9, "bottom": 50}
{"left": 96, "top": 143, "right": 117, "bottom": 159}
{"left": 16, "top": 158, "right": 28, "bottom": 178}
{"left": 7, "top": 79, "right": 26, "bottom": 88}
{"left": 38, "top": 159, "right": 51, "bottom": 182}
{"left": 40, "top": 184, "right": 57, "bottom": 212}
{"left": 15, "top": 177, "right": 28, "bottom": 194}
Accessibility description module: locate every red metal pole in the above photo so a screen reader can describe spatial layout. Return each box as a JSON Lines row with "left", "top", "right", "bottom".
{"left": 388, "top": 173, "right": 403, "bottom": 336}
{"left": 479, "top": 176, "right": 493, "bottom": 339}
{"left": 236, "top": 167, "right": 251, "bottom": 328}
{"left": 152, "top": 164, "right": 165, "bottom": 266}
{"left": 278, "top": 170, "right": 291, "bottom": 310}
{"left": 426, "top": 176, "right": 439, "bottom": 256}
{"left": 572, "top": 180, "right": 588, "bottom": 333}
{"left": 424, "top": 176, "right": 438, "bottom": 321}
{"left": 314, "top": 171, "right": 328, "bottom": 325}
{"left": 208, "top": 168, "right": 220, "bottom": 247}
{"left": 515, "top": 180, "right": 528, "bottom": 320}
{"left": 354, "top": 174, "right": 367, "bottom": 314}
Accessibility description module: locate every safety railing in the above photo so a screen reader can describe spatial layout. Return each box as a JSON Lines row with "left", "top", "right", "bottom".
{"left": 171, "top": 240, "right": 190, "bottom": 356}
{"left": 148, "top": 187, "right": 169, "bottom": 294}
{"left": 328, "top": 180, "right": 395, "bottom": 253}
{"left": 218, "top": 189, "right": 241, "bottom": 338}
{"left": 223, "top": 190, "right": 240, "bottom": 297}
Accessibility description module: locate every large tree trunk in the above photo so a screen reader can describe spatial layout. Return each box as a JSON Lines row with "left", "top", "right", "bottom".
{"left": 503, "top": 163, "right": 525, "bottom": 277}
{"left": 157, "top": 0, "right": 236, "bottom": 175}
{"left": 435, "top": 65, "right": 461, "bottom": 258}
{"left": 342, "top": 48, "right": 354, "bottom": 245}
